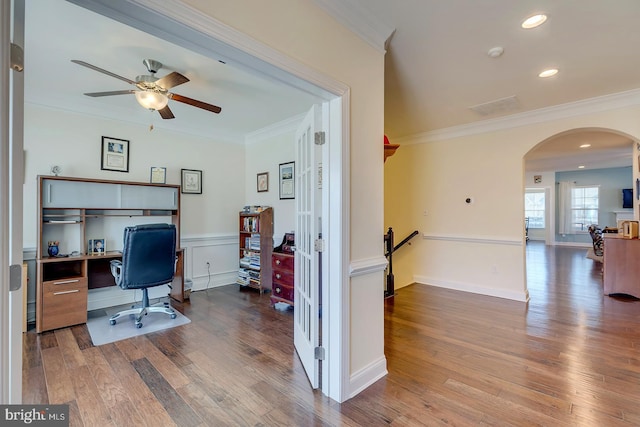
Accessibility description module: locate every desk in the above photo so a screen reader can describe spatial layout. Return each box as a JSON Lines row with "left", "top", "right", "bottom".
{"left": 603, "top": 234, "right": 640, "bottom": 298}
{"left": 36, "top": 176, "right": 184, "bottom": 333}
{"left": 36, "top": 249, "right": 184, "bottom": 333}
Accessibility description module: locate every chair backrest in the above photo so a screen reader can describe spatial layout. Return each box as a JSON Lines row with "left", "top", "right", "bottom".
{"left": 118, "top": 223, "right": 177, "bottom": 290}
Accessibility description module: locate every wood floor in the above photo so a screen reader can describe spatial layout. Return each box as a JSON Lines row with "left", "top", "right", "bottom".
{"left": 22, "top": 242, "right": 640, "bottom": 426}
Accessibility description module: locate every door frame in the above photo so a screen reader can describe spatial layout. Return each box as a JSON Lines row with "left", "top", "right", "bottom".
{"left": 1, "top": 0, "right": 25, "bottom": 404}
{"left": 67, "top": 0, "right": 350, "bottom": 402}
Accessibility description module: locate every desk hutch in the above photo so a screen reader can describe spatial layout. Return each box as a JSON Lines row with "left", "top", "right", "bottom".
{"left": 35, "top": 176, "right": 185, "bottom": 333}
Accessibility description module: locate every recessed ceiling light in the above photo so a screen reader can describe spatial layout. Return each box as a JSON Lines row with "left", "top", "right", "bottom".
{"left": 579, "top": 144, "right": 591, "bottom": 148}
{"left": 538, "top": 68, "right": 558, "bottom": 78}
{"left": 487, "top": 46, "right": 504, "bottom": 58}
{"left": 522, "top": 14, "right": 547, "bottom": 29}
{"left": 578, "top": 165, "right": 585, "bottom": 169}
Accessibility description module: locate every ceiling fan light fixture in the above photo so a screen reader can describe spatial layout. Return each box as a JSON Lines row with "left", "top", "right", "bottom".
{"left": 135, "top": 90, "right": 169, "bottom": 111}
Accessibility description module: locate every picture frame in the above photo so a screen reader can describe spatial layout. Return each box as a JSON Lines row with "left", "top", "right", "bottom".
{"left": 181, "top": 169, "right": 202, "bottom": 194}
{"left": 88, "top": 238, "right": 106, "bottom": 255}
{"left": 257, "top": 172, "right": 269, "bottom": 193}
{"left": 150, "top": 167, "right": 166, "bottom": 184}
{"left": 279, "top": 161, "right": 295, "bottom": 199}
{"left": 101, "top": 136, "right": 129, "bottom": 172}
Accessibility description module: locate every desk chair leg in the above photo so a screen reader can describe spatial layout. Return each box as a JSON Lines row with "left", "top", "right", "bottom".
{"left": 109, "top": 288, "right": 177, "bottom": 328}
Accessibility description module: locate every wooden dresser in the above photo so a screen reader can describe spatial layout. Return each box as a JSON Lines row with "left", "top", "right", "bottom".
{"left": 271, "top": 233, "right": 294, "bottom": 306}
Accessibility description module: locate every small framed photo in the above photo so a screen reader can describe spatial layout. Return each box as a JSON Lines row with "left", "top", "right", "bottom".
{"left": 88, "top": 238, "right": 106, "bottom": 255}
{"left": 150, "top": 167, "right": 166, "bottom": 184}
{"left": 279, "top": 161, "right": 295, "bottom": 199}
{"left": 101, "top": 136, "right": 129, "bottom": 172}
{"left": 181, "top": 169, "right": 202, "bottom": 194}
{"left": 257, "top": 172, "right": 269, "bottom": 193}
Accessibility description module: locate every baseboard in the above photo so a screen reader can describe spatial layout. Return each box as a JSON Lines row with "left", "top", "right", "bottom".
{"left": 413, "top": 276, "right": 529, "bottom": 302}
{"left": 87, "top": 284, "right": 171, "bottom": 311}
{"left": 348, "top": 356, "right": 388, "bottom": 399}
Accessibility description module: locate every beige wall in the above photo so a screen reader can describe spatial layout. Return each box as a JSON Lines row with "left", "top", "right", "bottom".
{"left": 385, "top": 104, "right": 640, "bottom": 299}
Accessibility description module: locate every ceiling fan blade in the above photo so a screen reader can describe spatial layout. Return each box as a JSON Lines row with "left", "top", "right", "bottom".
{"left": 84, "top": 90, "right": 136, "bottom": 97}
{"left": 158, "top": 105, "right": 175, "bottom": 119}
{"left": 170, "top": 93, "right": 222, "bottom": 114}
{"left": 71, "top": 60, "right": 136, "bottom": 85}
{"left": 155, "top": 72, "right": 189, "bottom": 90}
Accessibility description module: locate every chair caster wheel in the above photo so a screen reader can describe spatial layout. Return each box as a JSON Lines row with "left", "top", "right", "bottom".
{"left": 136, "top": 323, "right": 143, "bottom": 329}
{"left": 110, "top": 319, "right": 116, "bottom": 326}
{"left": 170, "top": 314, "right": 177, "bottom": 319}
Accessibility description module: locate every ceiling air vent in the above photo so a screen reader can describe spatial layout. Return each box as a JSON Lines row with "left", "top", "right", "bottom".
{"left": 469, "top": 95, "right": 519, "bottom": 116}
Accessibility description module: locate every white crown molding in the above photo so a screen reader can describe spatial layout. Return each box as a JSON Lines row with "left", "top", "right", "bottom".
{"left": 311, "top": 0, "right": 395, "bottom": 54}
{"left": 244, "top": 113, "right": 306, "bottom": 145}
{"left": 397, "top": 88, "right": 640, "bottom": 145}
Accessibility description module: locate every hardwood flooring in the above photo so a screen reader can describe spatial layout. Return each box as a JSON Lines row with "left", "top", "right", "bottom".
{"left": 22, "top": 242, "right": 640, "bottom": 426}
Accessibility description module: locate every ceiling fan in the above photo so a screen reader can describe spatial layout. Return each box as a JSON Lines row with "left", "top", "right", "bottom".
{"left": 71, "top": 58, "right": 222, "bottom": 119}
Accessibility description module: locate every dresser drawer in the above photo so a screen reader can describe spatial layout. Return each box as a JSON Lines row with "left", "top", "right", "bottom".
{"left": 272, "top": 253, "right": 294, "bottom": 271}
{"left": 41, "top": 277, "right": 88, "bottom": 331}
{"left": 272, "top": 283, "right": 294, "bottom": 303}
{"left": 273, "top": 269, "right": 293, "bottom": 286}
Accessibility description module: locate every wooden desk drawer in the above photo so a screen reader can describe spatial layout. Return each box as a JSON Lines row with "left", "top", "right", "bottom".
{"left": 41, "top": 277, "right": 88, "bottom": 331}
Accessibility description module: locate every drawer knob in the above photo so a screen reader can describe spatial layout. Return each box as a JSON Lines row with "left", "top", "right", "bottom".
{"left": 276, "top": 259, "right": 281, "bottom": 265}
{"left": 276, "top": 273, "right": 281, "bottom": 279}
{"left": 276, "top": 287, "right": 281, "bottom": 293}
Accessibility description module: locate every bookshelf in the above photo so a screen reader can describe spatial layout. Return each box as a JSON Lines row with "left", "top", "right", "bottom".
{"left": 237, "top": 207, "right": 273, "bottom": 293}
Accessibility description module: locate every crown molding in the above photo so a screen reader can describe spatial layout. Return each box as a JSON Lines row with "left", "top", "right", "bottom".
{"left": 244, "top": 113, "right": 306, "bottom": 144}
{"left": 397, "top": 88, "right": 640, "bottom": 145}
{"left": 311, "top": 0, "right": 395, "bottom": 54}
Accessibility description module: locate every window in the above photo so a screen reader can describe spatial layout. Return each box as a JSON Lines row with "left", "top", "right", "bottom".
{"left": 525, "top": 189, "right": 545, "bottom": 228}
{"left": 571, "top": 186, "right": 599, "bottom": 232}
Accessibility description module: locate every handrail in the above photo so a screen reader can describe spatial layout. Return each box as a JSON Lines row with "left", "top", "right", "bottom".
{"left": 384, "top": 227, "right": 419, "bottom": 298}
{"left": 386, "top": 230, "right": 419, "bottom": 257}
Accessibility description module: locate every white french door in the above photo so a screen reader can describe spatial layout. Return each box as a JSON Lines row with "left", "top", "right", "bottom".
{"left": 294, "top": 104, "right": 323, "bottom": 388}
{"left": 0, "top": 0, "right": 25, "bottom": 404}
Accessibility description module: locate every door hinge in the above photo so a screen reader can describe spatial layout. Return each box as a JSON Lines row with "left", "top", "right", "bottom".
{"left": 314, "top": 131, "right": 326, "bottom": 145}
{"left": 314, "top": 346, "right": 325, "bottom": 360}
{"left": 9, "top": 264, "right": 22, "bottom": 291}
{"left": 10, "top": 43, "right": 24, "bottom": 72}
{"left": 314, "top": 239, "right": 324, "bottom": 252}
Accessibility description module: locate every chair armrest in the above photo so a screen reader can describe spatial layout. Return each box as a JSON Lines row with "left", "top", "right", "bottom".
{"left": 110, "top": 259, "right": 123, "bottom": 287}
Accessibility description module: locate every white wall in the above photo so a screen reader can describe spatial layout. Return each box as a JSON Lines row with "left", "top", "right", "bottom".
{"left": 23, "top": 103, "right": 246, "bottom": 312}
{"left": 386, "top": 104, "right": 640, "bottom": 301}
{"left": 244, "top": 118, "right": 300, "bottom": 245}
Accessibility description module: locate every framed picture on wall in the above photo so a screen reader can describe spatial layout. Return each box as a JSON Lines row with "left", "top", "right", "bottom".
{"left": 150, "top": 167, "right": 166, "bottom": 184}
{"left": 181, "top": 169, "right": 202, "bottom": 194}
{"left": 101, "top": 136, "right": 129, "bottom": 172}
{"left": 257, "top": 172, "right": 269, "bottom": 192}
{"left": 279, "top": 162, "right": 295, "bottom": 199}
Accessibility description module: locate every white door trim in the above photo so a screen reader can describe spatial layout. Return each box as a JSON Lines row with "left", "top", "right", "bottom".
{"left": 68, "top": 0, "right": 351, "bottom": 402}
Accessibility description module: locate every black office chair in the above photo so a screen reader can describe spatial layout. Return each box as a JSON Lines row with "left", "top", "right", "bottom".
{"left": 109, "top": 223, "right": 177, "bottom": 328}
